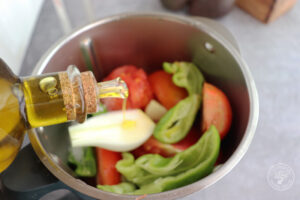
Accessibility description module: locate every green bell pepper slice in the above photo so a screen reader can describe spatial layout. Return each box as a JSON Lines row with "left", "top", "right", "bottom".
{"left": 153, "top": 62, "right": 204, "bottom": 143}
{"left": 163, "top": 62, "right": 204, "bottom": 96}
{"left": 97, "top": 126, "right": 220, "bottom": 194}
{"left": 153, "top": 94, "right": 200, "bottom": 144}
{"left": 68, "top": 147, "right": 97, "bottom": 177}
{"left": 133, "top": 126, "right": 220, "bottom": 194}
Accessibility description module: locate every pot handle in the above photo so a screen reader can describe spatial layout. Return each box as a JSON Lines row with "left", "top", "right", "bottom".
{"left": 192, "top": 17, "right": 240, "bottom": 53}
{"left": 0, "top": 145, "right": 86, "bottom": 200}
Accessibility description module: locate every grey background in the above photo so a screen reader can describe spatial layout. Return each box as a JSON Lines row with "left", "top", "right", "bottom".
{"left": 11, "top": 0, "right": 300, "bottom": 199}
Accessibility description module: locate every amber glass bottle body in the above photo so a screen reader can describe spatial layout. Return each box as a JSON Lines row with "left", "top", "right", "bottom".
{"left": 0, "top": 60, "right": 128, "bottom": 173}
{"left": 0, "top": 61, "right": 26, "bottom": 172}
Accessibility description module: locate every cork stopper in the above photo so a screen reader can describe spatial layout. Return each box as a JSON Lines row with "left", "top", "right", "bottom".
{"left": 58, "top": 65, "right": 128, "bottom": 123}
{"left": 72, "top": 74, "right": 86, "bottom": 123}
{"left": 58, "top": 66, "right": 98, "bottom": 123}
{"left": 58, "top": 72, "right": 76, "bottom": 121}
{"left": 80, "top": 71, "right": 98, "bottom": 114}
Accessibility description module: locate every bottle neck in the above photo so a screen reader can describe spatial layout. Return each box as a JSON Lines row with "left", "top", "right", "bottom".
{"left": 97, "top": 77, "right": 128, "bottom": 99}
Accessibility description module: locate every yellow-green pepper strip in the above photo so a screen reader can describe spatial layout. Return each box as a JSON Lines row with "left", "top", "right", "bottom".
{"left": 116, "top": 126, "right": 220, "bottom": 188}
{"left": 154, "top": 62, "right": 204, "bottom": 143}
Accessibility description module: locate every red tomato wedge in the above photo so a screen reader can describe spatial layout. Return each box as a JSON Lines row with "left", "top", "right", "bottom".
{"left": 101, "top": 65, "right": 153, "bottom": 110}
{"left": 148, "top": 70, "right": 188, "bottom": 109}
{"left": 214, "top": 150, "right": 223, "bottom": 166}
{"left": 172, "top": 128, "right": 200, "bottom": 150}
{"left": 132, "top": 127, "right": 200, "bottom": 158}
{"left": 132, "top": 136, "right": 180, "bottom": 158}
{"left": 96, "top": 148, "right": 122, "bottom": 185}
{"left": 201, "top": 83, "right": 232, "bottom": 139}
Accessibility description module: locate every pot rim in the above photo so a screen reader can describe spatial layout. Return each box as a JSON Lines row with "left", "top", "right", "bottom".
{"left": 29, "top": 12, "right": 259, "bottom": 200}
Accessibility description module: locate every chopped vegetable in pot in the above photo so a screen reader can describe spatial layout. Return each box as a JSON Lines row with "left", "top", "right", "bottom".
{"left": 68, "top": 109, "right": 155, "bottom": 152}
{"left": 153, "top": 62, "right": 204, "bottom": 144}
{"left": 68, "top": 146, "right": 97, "bottom": 177}
{"left": 148, "top": 70, "right": 188, "bottom": 109}
{"left": 98, "top": 126, "right": 220, "bottom": 194}
{"left": 201, "top": 83, "right": 232, "bottom": 139}
{"left": 67, "top": 61, "right": 232, "bottom": 195}
{"left": 96, "top": 147, "right": 122, "bottom": 185}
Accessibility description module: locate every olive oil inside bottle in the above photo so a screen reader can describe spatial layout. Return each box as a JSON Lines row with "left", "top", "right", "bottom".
{"left": 0, "top": 78, "right": 25, "bottom": 173}
{"left": 0, "top": 72, "right": 69, "bottom": 172}
{"left": 0, "top": 61, "right": 129, "bottom": 173}
{"left": 22, "top": 74, "right": 67, "bottom": 128}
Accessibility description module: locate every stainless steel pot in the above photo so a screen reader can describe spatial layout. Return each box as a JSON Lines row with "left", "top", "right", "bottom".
{"left": 26, "top": 13, "right": 258, "bottom": 199}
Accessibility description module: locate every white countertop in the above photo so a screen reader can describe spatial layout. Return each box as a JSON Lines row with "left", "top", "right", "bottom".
{"left": 0, "top": 0, "right": 43, "bottom": 74}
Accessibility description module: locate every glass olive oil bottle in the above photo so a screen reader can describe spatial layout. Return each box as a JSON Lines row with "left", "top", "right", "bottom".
{"left": 0, "top": 59, "right": 128, "bottom": 173}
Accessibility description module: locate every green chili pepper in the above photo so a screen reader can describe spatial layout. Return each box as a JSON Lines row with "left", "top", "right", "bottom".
{"left": 97, "top": 126, "right": 219, "bottom": 194}
{"left": 68, "top": 146, "right": 97, "bottom": 177}
{"left": 154, "top": 62, "right": 204, "bottom": 143}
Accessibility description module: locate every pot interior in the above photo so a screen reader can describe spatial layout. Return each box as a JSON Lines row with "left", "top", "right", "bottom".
{"left": 31, "top": 14, "right": 251, "bottom": 199}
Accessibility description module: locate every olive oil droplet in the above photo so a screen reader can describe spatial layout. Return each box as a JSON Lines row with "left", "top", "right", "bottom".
{"left": 121, "top": 120, "right": 136, "bottom": 129}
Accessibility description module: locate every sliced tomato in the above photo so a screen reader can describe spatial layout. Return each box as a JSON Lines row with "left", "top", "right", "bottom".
{"left": 101, "top": 65, "right": 153, "bottom": 111}
{"left": 132, "top": 127, "right": 200, "bottom": 158}
{"left": 172, "top": 127, "right": 200, "bottom": 150}
{"left": 148, "top": 70, "right": 188, "bottom": 109}
{"left": 96, "top": 147, "right": 122, "bottom": 185}
{"left": 214, "top": 150, "right": 223, "bottom": 166}
{"left": 132, "top": 136, "right": 179, "bottom": 158}
{"left": 201, "top": 83, "right": 232, "bottom": 139}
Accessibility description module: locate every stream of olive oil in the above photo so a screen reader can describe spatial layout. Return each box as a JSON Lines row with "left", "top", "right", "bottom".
{"left": 121, "top": 99, "right": 136, "bottom": 129}
{"left": 97, "top": 78, "right": 134, "bottom": 128}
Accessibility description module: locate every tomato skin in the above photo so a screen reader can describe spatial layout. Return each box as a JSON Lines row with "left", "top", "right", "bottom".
{"left": 148, "top": 70, "right": 188, "bottom": 109}
{"left": 201, "top": 83, "right": 232, "bottom": 139}
{"left": 101, "top": 65, "right": 153, "bottom": 110}
{"left": 214, "top": 150, "right": 223, "bottom": 166}
{"left": 132, "top": 136, "right": 179, "bottom": 158}
{"left": 172, "top": 127, "right": 200, "bottom": 150}
{"left": 132, "top": 127, "right": 200, "bottom": 158}
{"left": 96, "top": 148, "right": 122, "bottom": 185}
